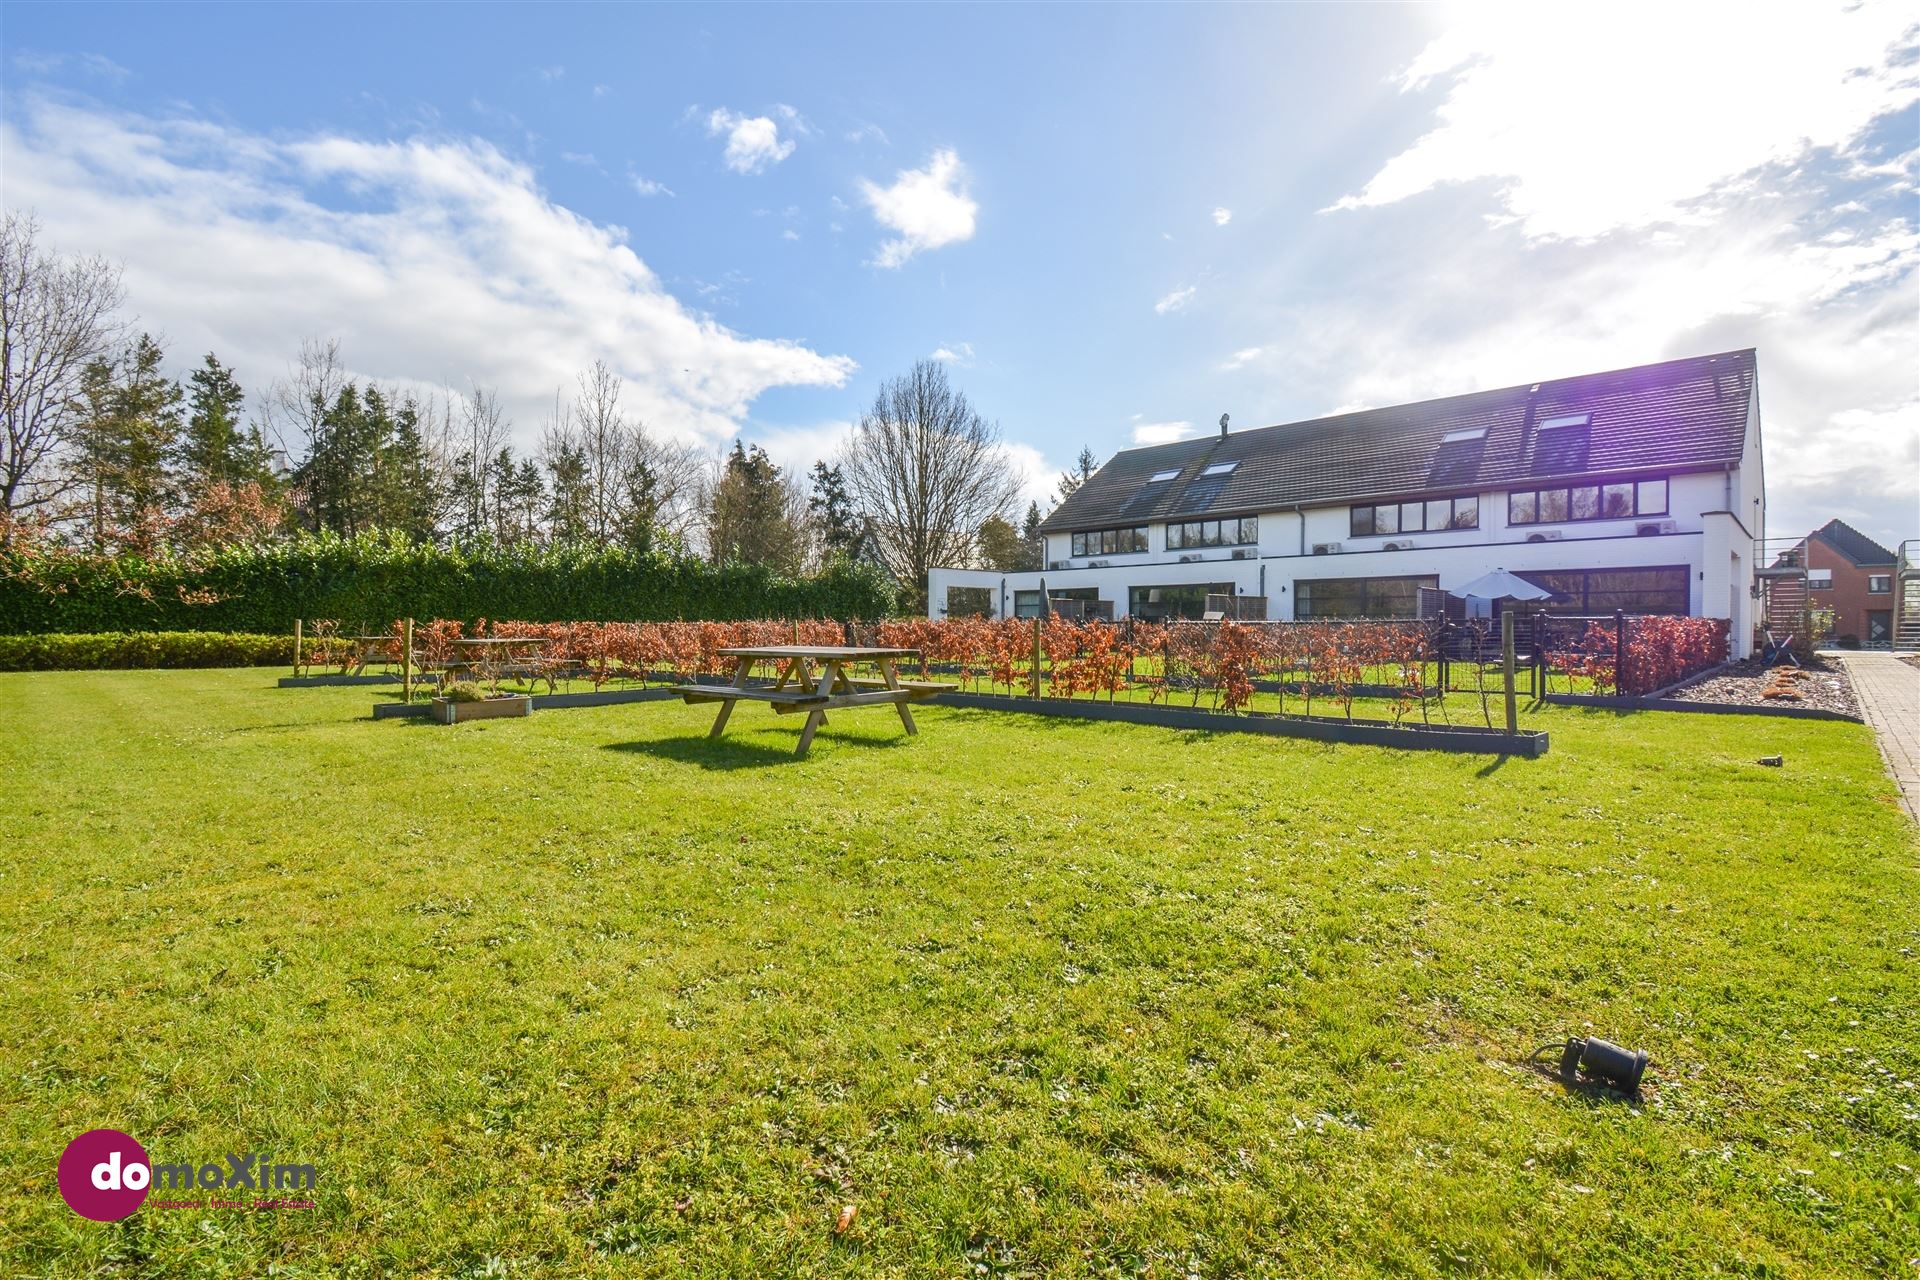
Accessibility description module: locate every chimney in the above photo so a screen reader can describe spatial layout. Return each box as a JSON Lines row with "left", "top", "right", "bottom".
{"left": 1218, "top": 412, "right": 1230, "bottom": 440}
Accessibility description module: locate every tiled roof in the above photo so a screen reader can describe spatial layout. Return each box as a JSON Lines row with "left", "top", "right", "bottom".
{"left": 1809, "top": 518, "right": 1895, "bottom": 567}
{"left": 1040, "top": 350, "right": 1756, "bottom": 533}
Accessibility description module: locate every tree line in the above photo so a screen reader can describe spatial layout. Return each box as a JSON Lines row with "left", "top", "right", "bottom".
{"left": 2, "top": 213, "right": 1094, "bottom": 607}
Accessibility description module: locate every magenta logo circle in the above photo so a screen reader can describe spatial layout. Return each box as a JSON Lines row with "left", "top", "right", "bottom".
{"left": 57, "top": 1129, "right": 151, "bottom": 1221}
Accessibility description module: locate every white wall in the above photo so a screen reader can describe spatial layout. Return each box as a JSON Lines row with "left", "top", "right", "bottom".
{"left": 933, "top": 463, "right": 1756, "bottom": 636}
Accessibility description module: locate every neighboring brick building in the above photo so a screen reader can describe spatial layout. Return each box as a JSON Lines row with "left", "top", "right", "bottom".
{"left": 1799, "top": 519, "right": 1897, "bottom": 647}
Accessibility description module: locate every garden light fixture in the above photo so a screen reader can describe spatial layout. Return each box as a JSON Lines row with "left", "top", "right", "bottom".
{"left": 1538, "top": 1035, "right": 1649, "bottom": 1094}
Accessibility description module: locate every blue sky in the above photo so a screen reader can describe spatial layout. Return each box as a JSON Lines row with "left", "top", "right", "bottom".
{"left": 4, "top": 3, "right": 1916, "bottom": 544}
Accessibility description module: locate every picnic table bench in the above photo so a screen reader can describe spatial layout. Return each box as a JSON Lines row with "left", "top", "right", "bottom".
{"left": 673, "top": 645, "right": 951, "bottom": 756}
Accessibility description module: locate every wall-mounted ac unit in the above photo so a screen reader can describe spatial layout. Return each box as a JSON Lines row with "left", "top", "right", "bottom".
{"left": 1525, "top": 531, "right": 1563, "bottom": 543}
{"left": 1382, "top": 539, "right": 1414, "bottom": 552}
{"left": 1635, "top": 519, "right": 1678, "bottom": 536}
{"left": 1230, "top": 548, "right": 1256, "bottom": 560}
{"left": 1087, "top": 559, "right": 1110, "bottom": 568}
{"left": 1178, "top": 553, "right": 1203, "bottom": 563}
{"left": 1311, "top": 542, "right": 1341, "bottom": 555}
{"left": 1048, "top": 560, "right": 1070, "bottom": 570}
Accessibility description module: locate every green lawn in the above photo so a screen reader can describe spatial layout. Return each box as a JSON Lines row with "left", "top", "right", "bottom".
{"left": 2, "top": 669, "right": 1915, "bottom": 1278}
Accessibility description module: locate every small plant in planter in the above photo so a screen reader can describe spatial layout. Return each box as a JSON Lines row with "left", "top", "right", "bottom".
{"left": 430, "top": 679, "right": 532, "bottom": 725}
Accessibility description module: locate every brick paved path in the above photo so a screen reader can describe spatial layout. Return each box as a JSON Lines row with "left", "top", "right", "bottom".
{"left": 1835, "top": 653, "right": 1920, "bottom": 821}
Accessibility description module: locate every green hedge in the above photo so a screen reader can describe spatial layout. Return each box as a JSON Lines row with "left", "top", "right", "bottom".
{"left": 0, "top": 632, "right": 293, "bottom": 671}
{"left": 0, "top": 531, "right": 897, "bottom": 634}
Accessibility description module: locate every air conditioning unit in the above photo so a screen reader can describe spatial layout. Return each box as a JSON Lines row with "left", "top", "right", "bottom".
{"left": 1087, "top": 559, "right": 1110, "bottom": 568}
{"left": 1525, "top": 531, "right": 1563, "bottom": 543}
{"left": 1178, "top": 553, "right": 1203, "bottom": 563}
{"left": 1311, "top": 542, "right": 1341, "bottom": 555}
{"left": 1048, "top": 560, "right": 1070, "bottom": 570}
{"left": 1382, "top": 539, "right": 1414, "bottom": 552}
{"left": 1230, "top": 548, "right": 1256, "bottom": 560}
{"left": 1635, "top": 519, "right": 1678, "bottom": 536}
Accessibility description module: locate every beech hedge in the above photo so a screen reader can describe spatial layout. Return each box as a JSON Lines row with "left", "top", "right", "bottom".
{"left": 0, "top": 531, "right": 897, "bottom": 635}
{"left": 0, "top": 632, "right": 292, "bottom": 671}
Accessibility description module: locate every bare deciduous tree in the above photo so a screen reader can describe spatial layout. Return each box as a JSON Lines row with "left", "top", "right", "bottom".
{"left": 841, "top": 359, "right": 1020, "bottom": 605}
{"left": 0, "top": 212, "right": 125, "bottom": 530}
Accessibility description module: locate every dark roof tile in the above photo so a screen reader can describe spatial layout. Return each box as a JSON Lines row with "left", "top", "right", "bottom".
{"left": 1040, "top": 350, "right": 1756, "bottom": 533}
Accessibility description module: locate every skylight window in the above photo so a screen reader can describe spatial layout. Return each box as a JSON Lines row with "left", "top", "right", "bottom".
{"left": 1201, "top": 461, "right": 1237, "bottom": 477}
{"left": 1148, "top": 468, "right": 1180, "bottom": 483}
{"left": 1441, "top": 427, "right": 1487, "bottom": 443}
{"left": 1539, "top": 413, "right": 1592, "bottom": 431}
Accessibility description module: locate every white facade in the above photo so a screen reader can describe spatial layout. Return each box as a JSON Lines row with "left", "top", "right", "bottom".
{"left": 929, "top": 447, "right": 1765, "bottom": 657}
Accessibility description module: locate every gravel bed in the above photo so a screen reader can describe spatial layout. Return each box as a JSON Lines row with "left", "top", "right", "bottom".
{"left": 1661, "top": 657, "right": 1859, "bottom": 717}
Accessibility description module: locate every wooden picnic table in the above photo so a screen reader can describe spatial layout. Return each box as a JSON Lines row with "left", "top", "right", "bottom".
{"left": 674, "top": 645, "right": 951, "bottom": 757}
{"left": 344, "top": 634, "right": 399, "bottom": 676}
{"left": 448, "top": 636, "right": 552, "bottom": 689}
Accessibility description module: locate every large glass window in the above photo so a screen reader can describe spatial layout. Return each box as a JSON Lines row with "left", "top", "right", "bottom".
{"left": 1165, "top": 516, "right": 1257, "bottom": 550}
{"left": 1509, "top": 476, "right": 1669, "bottom": 525}
{"left": 1070, "top": 526, "right": 1148, "bottom": 556}
{"left": 1350, "top": 497, "right": 1478, "bottom": 538}
{"left": 1514, "top": 566, "right": 1689, "bottom": 615}
{"left": 1868, "top": 574, "right": 1892, "bottom": 594}
{"left": 945, "top": 586, "right": 993, "bottom": 617}
{"left": 1294, "top": 575, "right": 1439, "bottom": 619}
{"left": 1129, "top": 582, "right": 1236, "bottom": 621}
{"left": 1013, "top": 590, "right": 1042, "bottom": 618}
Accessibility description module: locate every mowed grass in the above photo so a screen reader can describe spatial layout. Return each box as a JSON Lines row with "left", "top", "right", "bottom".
{"left": 1, "top": 669, "right": 1915, "bottom": 1279}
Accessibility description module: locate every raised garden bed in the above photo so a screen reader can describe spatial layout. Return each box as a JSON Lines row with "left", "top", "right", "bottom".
{"left": 1542, "top": 656, "right": 1864, "bottom": 722}
{"left": 932, "top": 691, "right": 1548, "bottom": 756}
{"left": 429, "top": 693, "right": 532, "bottom": 724}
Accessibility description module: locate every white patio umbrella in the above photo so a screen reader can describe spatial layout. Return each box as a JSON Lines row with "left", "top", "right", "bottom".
{"left": 1450, "top": 568, "right": 1556, "bottom": 602}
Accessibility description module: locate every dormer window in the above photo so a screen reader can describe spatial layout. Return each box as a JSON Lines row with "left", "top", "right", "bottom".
{"left": 1148, "top": 468, "right": 1180, "bottom": 483}
{"left": 1201, "top": 461, "right": 1237, "bottom": 477}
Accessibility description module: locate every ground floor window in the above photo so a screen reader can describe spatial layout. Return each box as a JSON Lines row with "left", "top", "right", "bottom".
{"left": 945, "top": 586, "right": 993, "bottom": 617}
{"left": 1129, "top": 582, "right": 1235, "bottom": 621}
{"left": 1013, "top": 590, "right": 1042, "bottom": 618}
{"left": 1016, "top": 587, "right": 1107, "bottom": 619}
{"left": 1293, "top": 576, "right": 1438, "bottom": 619}
{"left": 1515, "top": 566, "right": 1689, "bottom": 615}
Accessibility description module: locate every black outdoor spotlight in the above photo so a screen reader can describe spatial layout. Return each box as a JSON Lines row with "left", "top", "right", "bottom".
{"left": 1548, "top": 1035, "right": 1649, "bottom": 1094}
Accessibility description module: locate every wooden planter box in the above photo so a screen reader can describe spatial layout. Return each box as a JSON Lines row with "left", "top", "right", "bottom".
{"left": 429, "top": 694, "right": 532, "bottom": 724}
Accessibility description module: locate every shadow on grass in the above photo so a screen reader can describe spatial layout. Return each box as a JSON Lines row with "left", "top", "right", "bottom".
{"left": 1524, "top": 1061, "right": 1645, "bottom": 1106}
{"left": 602, "top": 731, "right": 909, "bottom": 770}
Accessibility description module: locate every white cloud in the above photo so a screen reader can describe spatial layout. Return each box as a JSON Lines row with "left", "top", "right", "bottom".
{"left": 858, "top": 149, "right": 978, "bottom": 268}
{"left": 0, "top": 96, "right": 855, "bottom": 451}
{"left": 560, "top": 150, "right": 597, "bottom": 167}
{"left": 1154, "top": 285, "right": 1196, "bottom": 315}
{"left": 1219, "top": 346, "right": 1265, "bottom": 371}
{"left": 534, "top": 65, "right": 565, "bottom": 82}
{"left": 630, "top": 174, "right": 673, "bottom": 197}
{"left": 705, "top": 107, "right": 796, "bottom": 174}
{"left": 1331, "top": 3, "right": 1920, "bottom": 240}
{"left": 1130, "top": 420, "right": 1198, "bottom": 445}
{"left": 1212, "top": 207, "right": 1232, "bottom": 227}
{"left": 845, "top": 122, "right": 890, "bottom": 146}
{"left": 592, "top": 84, "right": 611, "bottom": 100}
{"left": 930, "top": 342, "right": 974, "bottom": 364}
{"left": 11, "top": 50, "right": 129, "bottom": 81}
{"left": 781, "top": 229, "right": 800, "bottom": 241}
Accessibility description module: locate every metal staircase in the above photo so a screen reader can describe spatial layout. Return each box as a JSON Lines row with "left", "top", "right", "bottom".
{"left": 1754, "top": 537, "right": 1813, "bottom": 661}
{"left": 1897, "top": 539, "right": 1920, "bottom": 652}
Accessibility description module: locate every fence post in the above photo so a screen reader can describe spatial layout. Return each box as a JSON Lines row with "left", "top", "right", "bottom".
{"left": 402, "top": 617, "right": 414, "bottom": 703}
{"left": 1031, "top": 615, "right": 1043, "bottom": 699}
{"left": 1502, "top": 610, "right": 1518, "bottom": 736}
{"left": 1613, "top": 608, "right": 1628, "bottom": 696}
{"left": 292, "top": 618, "right": 302, "bottom": 676}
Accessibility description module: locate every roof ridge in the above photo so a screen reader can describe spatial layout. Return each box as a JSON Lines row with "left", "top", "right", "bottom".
{"left": 1101, "top": 348, "right": 1756, "bottom": 462}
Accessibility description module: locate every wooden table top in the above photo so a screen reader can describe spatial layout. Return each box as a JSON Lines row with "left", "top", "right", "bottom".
{"left": 717, "top": 645, "right": 918, "bottom": 660}
{"left": 453, "top": 636, "right": 549, "bottom": 646}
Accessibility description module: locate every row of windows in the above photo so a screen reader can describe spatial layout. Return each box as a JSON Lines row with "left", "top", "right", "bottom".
{"left": 1167, "top": 516, "right": 1259, "bottom": 549}
{"left": 1006, "top": 567, "right": 1692, "bottom": 621}
{"left": 1350, "top": 496, "right": 1479, "bottom": 538}
{"left": 1509, "top": 478, "right": 1667, "bottom": 525}
{"left": 1812, "top": 573, "right": 1894, "bottom": 593}
{"left": 1070, "top": 526, "right": 1148, "bottom": 556}
{"left": 1072, "top": 477, "right": 1673, "bottom": 558}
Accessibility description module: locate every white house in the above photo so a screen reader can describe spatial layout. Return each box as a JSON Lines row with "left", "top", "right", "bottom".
{"left": 928, "top": 350, "right": 1766, "bottom": 657}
